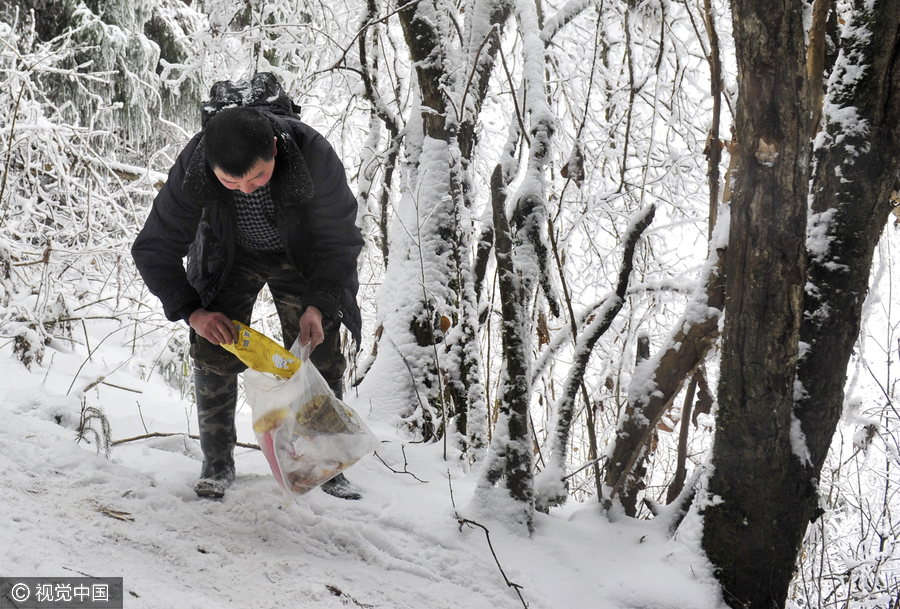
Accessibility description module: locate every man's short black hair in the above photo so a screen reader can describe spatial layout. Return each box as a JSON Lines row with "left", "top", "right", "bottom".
{"left": 203, "top": 107, "right": 275, "bottom": 178}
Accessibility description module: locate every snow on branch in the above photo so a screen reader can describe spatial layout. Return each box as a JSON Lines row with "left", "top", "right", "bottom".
{"left": 535, "top": 204, "right": 656, "bottom": 511}
{"left": 603, "top": 208, "right": 729, "bottom": 514}
{"left": 540, "top": 0, "right": 602, "bottom": 46}
{"left": 0, "top": 22, "right": 170, "bottom": 371}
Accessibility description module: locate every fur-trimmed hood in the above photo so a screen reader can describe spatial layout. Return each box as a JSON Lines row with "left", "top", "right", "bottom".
{"left": 182, "top": 115, "right": 316, "bottom": 207}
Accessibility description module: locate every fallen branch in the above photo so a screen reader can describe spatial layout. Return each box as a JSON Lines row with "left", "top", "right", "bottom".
{"left": 457, "top": 518, "right": 528, "bottom": 608}
{"left": 447, "top": 472, "right": 528, "bottom": 608}
{"left": 66, "top": 326, "right": 128, "bottom": 395}
{"left": 97, "top": 506, "right": 135, "bottom": 522}
{"left": 101, "top": 381, "right": 142, "bottom": 393}
{"left": 326, "top": 585, "right": 373, "bottom": 608}
{"left": 373, "top": 445, "right": 428, "bottom": 483}
{"left": 111, "top": 431, "right": 260, "bottom": 451}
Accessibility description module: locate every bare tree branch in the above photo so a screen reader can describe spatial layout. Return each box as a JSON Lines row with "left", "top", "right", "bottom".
{"left": 605, "top": 244, "right": 725, "bottom": 515}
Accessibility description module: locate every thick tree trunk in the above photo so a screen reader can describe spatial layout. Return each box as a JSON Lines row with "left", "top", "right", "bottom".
{"left": 700, "top": 0, "right": 812, "bottom": 605}
{"left": 703, "top": 2, "right": 900, "bottom": 605}
{"left": 385, "top": 0, "right": 513, "bottom": 451}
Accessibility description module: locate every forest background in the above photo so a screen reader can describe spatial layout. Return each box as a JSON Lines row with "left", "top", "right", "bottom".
{"left": 1, "top": 0, "right": 900, "bottom": 607}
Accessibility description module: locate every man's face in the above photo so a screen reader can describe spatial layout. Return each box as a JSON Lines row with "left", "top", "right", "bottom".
{"left": 213, "top": 138, "right": 277, "bottom": 194}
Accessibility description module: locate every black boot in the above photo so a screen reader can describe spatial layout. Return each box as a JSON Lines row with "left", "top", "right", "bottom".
{"left": 317, "top": 379, "right": 363, "bottom": 500}
{"left": 193, "top": 368, "right": 237, "bottom": 499}
{"left": 321, "top": 473, "right": 362, "bottom": 500}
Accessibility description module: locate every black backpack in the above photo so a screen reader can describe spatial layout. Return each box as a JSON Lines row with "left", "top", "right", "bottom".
{"left": 200, "top": 72, "right": 302, "bottom": 126}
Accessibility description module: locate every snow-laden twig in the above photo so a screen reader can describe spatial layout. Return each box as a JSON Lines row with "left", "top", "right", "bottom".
{"left": 537, "top": 204, "right": 656, "bottom": 510}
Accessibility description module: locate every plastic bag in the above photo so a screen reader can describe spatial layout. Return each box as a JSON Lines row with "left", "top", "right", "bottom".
{"left": 241, "top": 340, "right": 379, "bottom": 498}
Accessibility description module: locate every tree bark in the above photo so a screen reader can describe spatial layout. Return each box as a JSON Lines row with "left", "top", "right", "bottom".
{"left": 700, "top": 0, "right": 812, "bottom": 605}
{"left": 703, "top": 0, "right": 723, "bottom": 235}
{"left": 703, "top": 1, "right": 900, "bottom": 604}
{"left": 477, "top": 162, "right": 536, "bottom": 532}
{"left": 807, "top": 0, "right": 832, "bottom": 136}
{"left": 799, "top": 0, "right": 900, "bottom": 471}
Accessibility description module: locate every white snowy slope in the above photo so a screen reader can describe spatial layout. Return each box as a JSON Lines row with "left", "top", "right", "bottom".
{"left": 0, "top": 333, "right": 726, "bottom": 609}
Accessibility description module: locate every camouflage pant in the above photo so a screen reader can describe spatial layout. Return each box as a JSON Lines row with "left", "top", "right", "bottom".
{"left": 194, "top": 368, "right": 237, "bottom": 479}
{"left": 189, "top": 247, "right": 346, "bottom": 396}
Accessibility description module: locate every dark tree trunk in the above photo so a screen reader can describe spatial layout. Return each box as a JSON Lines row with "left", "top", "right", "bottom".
{"left": 799, "top": 0, "right": 900, "bottom": 474}
{"left": 700, "top": 0, "right": 812, "bottom": 605}
{"left": 701, "top": 0, "right": 900, "bottom": 607}
{"left": 396, "top": 0, "right": 450, "bottom": 139}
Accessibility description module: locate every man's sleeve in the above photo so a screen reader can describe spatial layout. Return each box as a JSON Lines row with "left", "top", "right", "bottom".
{"left": 299, "top": 133, "right": 364, "bottom": 320}
{"left": 131, "top": 137, "right": 205, "bottom": 322}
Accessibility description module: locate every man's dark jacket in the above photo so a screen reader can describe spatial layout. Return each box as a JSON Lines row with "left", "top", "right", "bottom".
{"left": 132, "top": 111, "right": 364, "bottom": 343}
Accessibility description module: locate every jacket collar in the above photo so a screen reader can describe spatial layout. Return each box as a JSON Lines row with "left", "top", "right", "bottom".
{"left": 182, "top": 112, "right": 314, "bottom": 205}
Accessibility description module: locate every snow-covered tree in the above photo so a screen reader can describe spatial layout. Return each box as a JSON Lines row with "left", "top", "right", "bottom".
{"left": 0, "top": 1, "right": 201, "bottom": 373}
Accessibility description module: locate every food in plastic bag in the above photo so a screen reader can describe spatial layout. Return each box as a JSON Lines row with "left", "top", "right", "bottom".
{"left": 240, "top": 340, "right": 379, "bottom": 498}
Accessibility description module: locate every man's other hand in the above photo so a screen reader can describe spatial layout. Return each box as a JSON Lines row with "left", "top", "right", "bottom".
{"left": 299, "top": 306, "right": 324, "bottom": 352}
{"left": 190, "top": 309, "right": 239, "bottom": 345}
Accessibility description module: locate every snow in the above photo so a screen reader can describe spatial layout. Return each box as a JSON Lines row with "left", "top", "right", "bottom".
{"left": 807, "top": 208, "right": 837, "bottom": 262}
{"left": 0, "top": 333, "right": 726, "bottom": 609}
{"left": 790, "top": 412, "right": 813, "bottom": 468}
{"left": 540, "top": 0, "right": 599, "bottom": 44}
{"left": 815, "top": 6, "right": 874, "bottom": 154}
{"left": 4, "top": 0, "right": 900, "bottom": 602}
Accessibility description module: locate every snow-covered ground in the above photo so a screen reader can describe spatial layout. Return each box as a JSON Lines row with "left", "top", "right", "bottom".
{"left": 0, "top": 324, "right": 726, "bottom": 609}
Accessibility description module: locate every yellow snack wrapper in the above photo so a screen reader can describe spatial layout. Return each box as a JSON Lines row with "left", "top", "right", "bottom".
{"left": 252, "top": 406, "right": 292, "bottom": 434}
{"left": 220, "top": 320, "right": 301, "bottom": 378}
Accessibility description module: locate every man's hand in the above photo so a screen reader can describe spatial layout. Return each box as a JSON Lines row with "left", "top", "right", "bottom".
{"left": 190, "top": 308, "right": 239, "bottom": 345}
{"left": 299, "top": 306, "right": 324, "bottom": 352}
